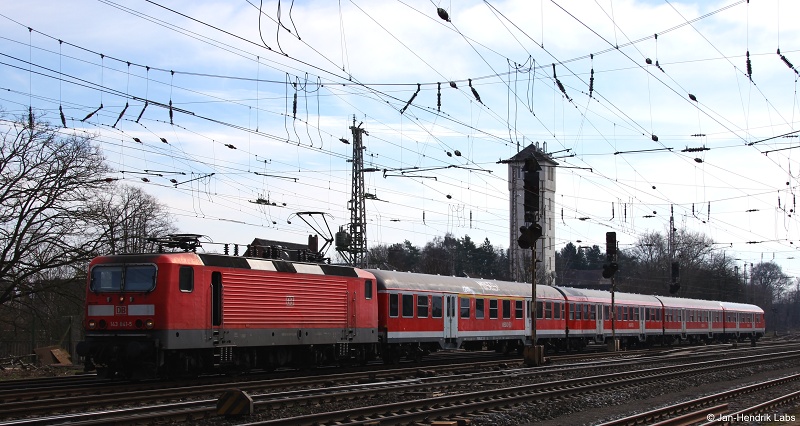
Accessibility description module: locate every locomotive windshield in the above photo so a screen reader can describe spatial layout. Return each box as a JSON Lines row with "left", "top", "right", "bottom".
{"left": 91, "top": 264, "right": 156, "bottom": 292}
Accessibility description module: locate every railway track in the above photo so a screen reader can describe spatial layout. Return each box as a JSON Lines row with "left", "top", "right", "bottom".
{"left": 3, "top": 346, "right": 799, "bottom": 425}
{"left": 597, "top": 374, "right": 800, "bottom": 425}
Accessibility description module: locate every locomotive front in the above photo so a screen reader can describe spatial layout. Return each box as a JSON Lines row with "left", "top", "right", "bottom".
{"left": 76, "top": 254, "right": 184, "bottom": 378}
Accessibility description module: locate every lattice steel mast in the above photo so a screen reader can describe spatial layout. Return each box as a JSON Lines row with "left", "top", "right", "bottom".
{"left": 336, "top": 116, "right": 369, "bottom": 267}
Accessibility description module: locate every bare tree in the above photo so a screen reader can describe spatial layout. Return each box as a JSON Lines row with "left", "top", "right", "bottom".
{"left": 87, "top": 184, "right": 177, "bottom": 255}
{"left": 0, "top": 113, "right": 112, "bottom": 306}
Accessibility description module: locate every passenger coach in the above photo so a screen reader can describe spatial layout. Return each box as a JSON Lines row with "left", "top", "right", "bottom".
{"left": 370, "top": 269, "right": 536, "bottom": 362}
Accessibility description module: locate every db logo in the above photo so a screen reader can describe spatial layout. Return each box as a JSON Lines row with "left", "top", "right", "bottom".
{"left": 115, "top": 306, "right": 127, "bottom": 315}
{"left": 286, "top": 295, "right": 295, "bottom": 306}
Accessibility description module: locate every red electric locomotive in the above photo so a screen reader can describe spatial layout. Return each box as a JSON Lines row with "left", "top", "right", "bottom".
{"left": 77, "top": 252, "right": 379, "bottom": 378}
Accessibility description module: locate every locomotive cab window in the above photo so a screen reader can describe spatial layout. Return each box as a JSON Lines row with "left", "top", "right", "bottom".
{"left": 179, "top": 266, "right": 194, "bottom": 292}
{"left": 402, "top": 294, "right": 414, "bottom": 317}
{"left": 365, "top": 280, "right": 373, "bottom": 299}
{"left": 91, "top": 264, "right": 156, "bottom": 292}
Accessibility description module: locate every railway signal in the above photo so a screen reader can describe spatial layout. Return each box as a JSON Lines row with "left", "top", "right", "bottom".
{"left": 602, "top": 232, "right": 618, "bottom": 278}
{"left": 670, "top": 261, "right": 680, "bottom": 294}
{"left": 517, "top": 224, "right": 543, "bottom": 249}
{"left": 522, "top": 158, "right": 541, "bottom": 222}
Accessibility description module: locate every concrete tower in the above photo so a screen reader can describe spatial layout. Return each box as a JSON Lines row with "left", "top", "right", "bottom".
{"left": 506, "top": 143, "right": 557, "bottom": 283}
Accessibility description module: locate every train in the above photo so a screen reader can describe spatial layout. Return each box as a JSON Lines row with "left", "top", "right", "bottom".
{"left": 76, "top": 251, "right": 765, "bottom": 378}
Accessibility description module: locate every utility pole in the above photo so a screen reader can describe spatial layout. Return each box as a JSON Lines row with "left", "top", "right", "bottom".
{"left": 602, "top": 232, "right": 619, "bottom": 351}
{"left": 335, "top": 116, "right": 369, "bottom": 267}
{"left": 519, "top": 157, "right": 544, "bottom": 366}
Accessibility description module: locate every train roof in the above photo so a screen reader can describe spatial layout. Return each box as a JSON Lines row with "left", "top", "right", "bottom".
{"left": 655, "top": 295, "right": 724, "bottom": 310}
{"left": 367, "top": 269, "right": 563, "bottom": 299}
{"left": 555, "top": 287, "right": 661, "bottom": 305}
{"left": 90, "top": 252, "right": 371, "bottom": 278}
{"left": 719, "top": 301, "right": 764, "bottom": 313}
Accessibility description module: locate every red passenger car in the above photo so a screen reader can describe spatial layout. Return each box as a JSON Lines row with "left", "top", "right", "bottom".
{"left": 720, "top": 301, "right": 766, "bottom": 341}
{"left": 370, "top": 270, "right": 533, "bottom": 362}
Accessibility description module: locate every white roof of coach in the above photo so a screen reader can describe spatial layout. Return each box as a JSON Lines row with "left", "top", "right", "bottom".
{"left": 368, "top": 269, "right": 564, "bottom": 300}
{"left": 556, "top": 287, "right": 661, "bottom": 306}
{"left": 655, "top": 295, "right": 724, "bottom": 310}
{"left": 719, "top": 301, "right": 764, "bottom": 313}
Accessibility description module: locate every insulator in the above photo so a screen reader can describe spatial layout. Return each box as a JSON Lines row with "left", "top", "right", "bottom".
{"left": 59, "top": 105, "right": 66, "bottom": 127}
{"left": 136, "top": 101, "right": 148, "bottom": 123}
{"left": 169, "top": 99, "right": 173, "bottom": 124}
{"left": 746, "top": 51, "right": 752, "bottom": 79}
{"left": 651, "top": 134, "right": 658, "bottom": 142}
{"left": 645, "top": 58, "right": 652, "bottom": 65}
{"left": 468, "top": 79, "right": 482, "bottom": 104}
{"left": 780, "top": 54, "right": 795, "bottom": 70}
{"left": 688, "top": 94, "right": 697, "bottom": 102}
{"left": 589, "top": 69, "right": 594, "bottom": 98}
{"left": 81, "top": 104, "right": 103, "bottom": 122}
{"left": 113, "top": 102, "right": 129, "bottom": 128}
{"left": 224, "top": 244, "right": 229, "bottom": 255}
{"left": 436, "top": 7, "right": 450, "bottom": 22}
{"left": 449, "top": 81, "right": 457, "bottom": 89}
{"left": 437, "top": 82, "right": 441, "bottom": 112}
{"left": 400, "top": 83, "right": 420, "bottom": 114}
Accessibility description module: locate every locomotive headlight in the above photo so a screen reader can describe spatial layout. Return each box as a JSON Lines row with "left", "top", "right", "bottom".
{"left": 145, "top": 319, "right": 154, "bottom": 329}
{"left": 88, "top": 319, "right": 97, "bottom": 330}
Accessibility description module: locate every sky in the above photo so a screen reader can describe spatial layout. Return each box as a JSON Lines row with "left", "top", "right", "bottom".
{"left": 1, "top": 0, "right": 799, "bottom": 279}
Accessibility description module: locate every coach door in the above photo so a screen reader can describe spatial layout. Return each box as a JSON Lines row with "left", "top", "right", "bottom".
{"left": 595, "top": 304, "right": 603, "bottom": 337}
{"left": 444, "top": 295, "right": 458, "bottom": 340}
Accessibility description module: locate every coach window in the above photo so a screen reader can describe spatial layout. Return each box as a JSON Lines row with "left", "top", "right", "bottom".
{"left": 431, "top": 296, "right": 443, "bottom": 318}
{"left": 364, "top": 280, "right": 373, "bottom": 299}
{"left": 515, "top": 300, "right": 523, "bottom": 319}
{"left": 583, "top": 304, "right": 590, "bottom": 320}
{"left": 502, "top": 300, "right": 511, "bottom": 319}
{"left": 544, "top": 302, "right": 552, "bottom": 319}
{"left": 590, "top": 305, "right": 596, "bottom": 320}
{"left": 657, "top": 309, "right": 662, "bottom": 321}
{"left": 460, "top": 297, "right": 471, "bottom": 319}
{"left": 389, "top": 294, "right": 399, "bottom": 317}
{"left": 568, "top": 304, "right": 574, "bottom": 320}
{"left": 491, "top": 299, "right": 500, "bottom": 319}
{"left": 402, "top": 294, "right": 414, "bottom": 317}
{"left": 179, "top": 266, "right": 194, "bottom": 292}
{"left": 574, "top": 304, "right": 581, "bottom": 320}
{"left": 475, "top": 299, "right": 485, "bottom": 319}
{"left": 533, "top": 300, "right": 541, "bottom": 320}
{"left": 417, "top": 295, "right": 429, "bottom": 318}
